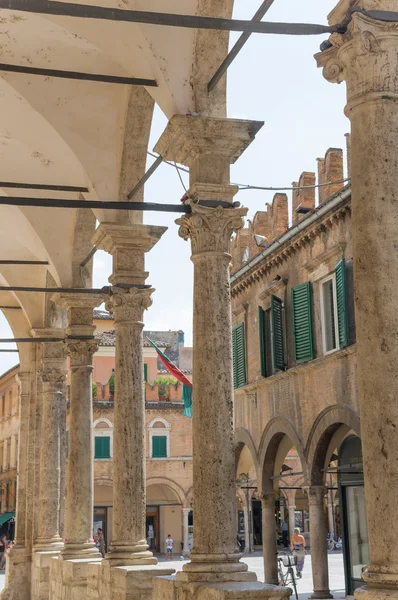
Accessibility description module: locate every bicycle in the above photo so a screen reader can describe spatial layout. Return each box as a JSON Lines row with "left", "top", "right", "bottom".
{"left": 277, "top": 552, "right": 298, "bottom": 600}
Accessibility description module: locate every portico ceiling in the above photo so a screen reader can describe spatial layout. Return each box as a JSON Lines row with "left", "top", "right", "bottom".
{"left": 0, "top": 0, "right": 234, "bottom": 356}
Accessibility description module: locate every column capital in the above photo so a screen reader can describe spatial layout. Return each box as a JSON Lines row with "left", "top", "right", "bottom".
{"left": 154, "top": 115, "right": 263, "bottom": 167}
{"left": 176, "top": 201, "right": 248, "bottom": 256}
{"left": 66, "top": 339, "right": 99, "bottom": 368}
{"left": 92, "top": 223, "right": 166, "bottom": 286}
{"left": 304, "top": 486, "right": 327, "bottom": 506}
{"left": 15, "top": 371, "right": 30, "bottom": 395}
{"left": 182, "top": 507, "right": 191, "bottom": 516}
{"left": 316, "top": 11, "right": 398, "bottom": 110}
{"left": 106, "top": 287, "right": 154, "bottom": 326}
{"left": 259, "top": 491, "right": 278, "bottom": 506}
{"left": 53, "top": 292, "right": 105, "bottom": 338}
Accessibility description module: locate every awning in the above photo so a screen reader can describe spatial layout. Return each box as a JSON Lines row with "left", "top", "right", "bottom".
{"left": 0, "top": 512, "right": 15, "bottom": 527}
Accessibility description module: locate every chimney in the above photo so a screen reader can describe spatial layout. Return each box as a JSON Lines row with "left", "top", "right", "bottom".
{"left": 270, "top": 193, "right": 288, "bottom": 240}
{"left": 231, "top": 228, "right": 250, "bottom": 272}
{"left": 317, "top": 148, "right": 344, "bottom": 204}
{"left": 292, "top": 172, "right": 316, "bottom": 223}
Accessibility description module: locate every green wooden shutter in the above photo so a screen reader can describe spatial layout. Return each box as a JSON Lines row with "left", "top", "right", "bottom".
{"left": 233, "top": 323, "right": 246, "bottom": 389}
{"left": 258, "top": 307, "right": 267, "bottom": 377}
{"left": 335, "top": 258, "right": 349, "bottom": 348}
{"left": 144, "top": 363, "right": 148, "bottom": 383}
{"left": 292, "top": 282, "right": 314, "bottom": 363}
{"left": 152, "top": 435, "right": 167, "bottom": 458}
{"left": 271, "top": 295, "right": 285, "bottom": 371}
{"left": 95, "top": 437, "right": 111, "bottom": 459}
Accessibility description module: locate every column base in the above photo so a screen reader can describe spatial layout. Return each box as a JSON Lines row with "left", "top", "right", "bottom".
{"left": 88, "top": 561, "right": 175, "bottom": 600}
{"left": 154, "top": 576, "right": 292, "bottom": 600}
{"left": 33, "top": 536, "right": 64, "bottom": 552}
{"left": 31, "top": 550, "right": 62, "bottom": 600}
{"left": 309, "top": 592, "right": 333, "bottom": 599}
{"left": 0, "top": 545, "right": 31, "bottom": 600}
{"left": 178, "top": 553, "right": 255, "bottom": 584}
{"left": 60, "top": 541, "right": 101, "bottom": 561}
{"left": 104, "top": 543, "right": 158, "bottom": 567}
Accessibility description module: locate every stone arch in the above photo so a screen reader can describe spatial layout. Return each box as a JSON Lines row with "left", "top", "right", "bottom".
{"left": 258, "top": 417, "right": 308, "bottom": 493}
{"left": 306, "top": 404, "right": 360, "bottom": 485}
{"left": 146, "top": 477, "right": 186, "bottom": 506}
{"left": 93, "top": 417, "right": 113, "bottom": 429}
{"left": 148, "top": 416, "right": 171, "bottom": 429}
{"left": 235, "top": 427, "right": 259, "bottom": 474}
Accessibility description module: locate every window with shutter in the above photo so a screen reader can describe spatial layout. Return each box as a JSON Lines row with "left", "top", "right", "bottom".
{"left": 292, "top": 282, "right": 315, "bottom": 363}
{"left": 152, "top": 435, "right": 167, "bottom": 458}
{"left": 258, "top": 307, "right": 267, "bottom": 377}
{"left": 335, "top": 258, "right": 349, "bottom": 348}
{"left": 95, "top": 436, "right": 111, "bottom": 459}
{"left": 271, "top": 295, "right": 286, "bottom": 371}
{"left": 144, "top": 363, "right": 148, "bottom": 383}
{"left": 233, "top": 323, "right": 246, "bottom": 389}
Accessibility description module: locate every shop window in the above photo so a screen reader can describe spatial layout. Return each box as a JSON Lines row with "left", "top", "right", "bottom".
{"left": 95, "top": 436, "right": 111, "bottom": 459}
{"left": 152, "top": 435, "right": 167, "bottom": 458}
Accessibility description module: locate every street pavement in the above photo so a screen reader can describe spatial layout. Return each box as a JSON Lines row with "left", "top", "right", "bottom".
{"left": 0, "top": 551, "right": 346, "bottom": 598}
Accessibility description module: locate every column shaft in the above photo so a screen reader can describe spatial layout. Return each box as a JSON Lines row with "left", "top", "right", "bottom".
{"left": 182, "top": 508, "right": 190, "bottom": 556}
{"left": 261, "top": 493, "right": 278, "bottom": 585}
{"left": 308, "top": 487, "right": 332, "bottom": 600}
{"left": 13, "top": 372, "right": 30, "bottom": 546}
{"left": 62, "top": 340, "right": 99, "bottom": 558}
{"left": 288, "top": 505, "right": 296, "bottom": 543}
{"left": 35, "top": 339, "right": 66, "bottom": 550}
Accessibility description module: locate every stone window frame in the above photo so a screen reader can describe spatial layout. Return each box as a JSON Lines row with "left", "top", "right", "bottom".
{"left": 319, "top": 272, "right": 340, "bottom": 356}
{"left": 148, "top": 417, "right": 171, "bottom": 460}
{"left": 93, "top": 417, "right": 114, "bottom": 461}
{"left": 257, "top": 278, "right": 288, "bottom": 376}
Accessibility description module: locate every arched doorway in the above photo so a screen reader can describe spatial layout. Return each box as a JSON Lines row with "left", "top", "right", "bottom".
{"left": 235, "top": 435, "right": 259, "bottom": 553}
{"left": 146, "top": 482, "right": 185, "bottom": 555}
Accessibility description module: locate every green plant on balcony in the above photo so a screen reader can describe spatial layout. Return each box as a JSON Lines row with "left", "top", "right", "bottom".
{"left": 152, "top": 376, "right": 178, "bottom": 399}
{"left": 108, "top": 372, "right": 115, "bottom": 395}
{"left": 92, "top": 381, "right": 97, "bottom": 399}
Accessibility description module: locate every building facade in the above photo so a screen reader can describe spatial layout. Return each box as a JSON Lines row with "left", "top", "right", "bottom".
{"left": 231, "top": 140, "right": 365, "bottom": 595}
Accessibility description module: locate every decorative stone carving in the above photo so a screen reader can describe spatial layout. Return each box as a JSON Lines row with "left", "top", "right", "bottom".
{"left": 65, "top": 340, "right": 99, "bottom": 369}
{"left": 106, "top": 287, "right": 154, "bottom": 325}
{"left": 176, "top": 201, "right": 248, "bottom": 256}
{"left": 39, "top": 368, "right": 67, "bottom": 387}
{"left": 316, "top": 12, "right": 398, "bottom": 109}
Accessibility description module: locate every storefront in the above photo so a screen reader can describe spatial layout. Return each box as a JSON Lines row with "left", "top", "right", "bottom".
{"left": 338, "top": 435, "right": 369, "bottom": 596}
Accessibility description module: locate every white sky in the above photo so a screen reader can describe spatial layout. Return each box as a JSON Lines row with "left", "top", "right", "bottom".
{"left": 0, "top": 0, "right": 349, "bottom": 374}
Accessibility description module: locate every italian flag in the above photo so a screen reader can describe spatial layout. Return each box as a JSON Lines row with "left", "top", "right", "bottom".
{"left": 147, "top": 339, "right": 192, "bottom": 418}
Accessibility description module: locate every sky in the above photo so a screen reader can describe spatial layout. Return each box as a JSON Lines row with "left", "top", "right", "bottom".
{"left": 0, "top": 0, "right": 349, "bottom": 374}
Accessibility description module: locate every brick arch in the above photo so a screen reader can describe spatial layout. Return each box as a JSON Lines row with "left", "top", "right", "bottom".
{"left": 306, "top": 404, "right": 360, "bottom": 485}
{"left": 146, "top": 476, "right": 187, "bottom": 506}
{"left": 234, "top": 427, "right": 259, "bottom": 474}
{"left": 258, "top": 418, "right": 308, "bottom": 493}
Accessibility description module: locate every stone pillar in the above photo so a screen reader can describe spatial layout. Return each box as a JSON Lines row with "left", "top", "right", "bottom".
{"left": 54, "top": 294, "right": 104, "bottom": 560}
{"left": 327, "top": 502, "right": 334, "bottom": 538}
{"left": 243, "top": 506, "right": 250, "bottom": 554}
{"left": 182, "top": 508, "right": 190, "bottom": 556}
{"left": 13, "top": 372, "right": 30, "bottom": 546}
{"left": 316, "top": 6, "right": 398, "bottom": 600}
{"left": 288, "top": 504, "right": 296, "bottom": 542}
{"left": 92, "top": 223, "right": 166, "bottom": 566}
{"left": 307, "top": 487, "right": 332, "bottom": 600}
{"left": 154, "top": 115, "right": 262, "bottom": 583}
{"left": 261, "top": 492, "right": 278, "bottom": 585}
{"left": 33, "top": 331, "right": 66, "bottom": 551}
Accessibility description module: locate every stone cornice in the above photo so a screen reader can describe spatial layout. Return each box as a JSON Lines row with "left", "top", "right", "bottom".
{"left": 231, "top": 199, "right": 351, "bottom": 298}
{"left": 303, "top": 243, "right": 346, "bottom": 273}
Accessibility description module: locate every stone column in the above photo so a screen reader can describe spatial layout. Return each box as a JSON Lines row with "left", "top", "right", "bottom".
{"left": 33, "top": 331, "right": 66, "bottom": 551}
{"left": 13, "top": 372, "right": 30, "bottom": 547}
{"left": 92, "top": 223, "right": 166, "bottom": 566}
{"left": 182, "top": 508, "right": 190, "bottom": 556}
{"left": 154, "top": 115, "right": 262, "bottom": 583}
{"left": 288, "top": 504, "right": 296, "bottom": 542}
{"left": 316, "top": 6, "right": 398, "bottom": 599}
{"left": 243, "top": 506, "right": 250, "bottom": 553}
{"left": 261, "top": 492, "right": 278, "bottom": 585}
{"left": 307, "top": 487, "right": 332, "bottom": 599}
{"left": 53, "top": 294, "right": 104, "bottom": 560}
{"left": 327, "top": 502, "right": 334, "bottom": 538}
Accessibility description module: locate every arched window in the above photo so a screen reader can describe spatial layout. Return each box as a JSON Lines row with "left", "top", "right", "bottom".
{"left": 93, "top": 418, "right": 113, "bottom": 460}
{"left": 148, "top": 418, "right": 171, "bottom": 459}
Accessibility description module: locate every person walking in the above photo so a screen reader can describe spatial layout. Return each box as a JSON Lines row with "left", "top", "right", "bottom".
{"left": 290, "top": 527, "right": 306, "bottom": 578}
{"left": 282, "top": 521, "right": 289, "bottom": 548}
{"left": 165, "top": 534, "right": 173, "bottom": 560}
{"left": 97, "top": 528, "right": 106, "bottom": 558}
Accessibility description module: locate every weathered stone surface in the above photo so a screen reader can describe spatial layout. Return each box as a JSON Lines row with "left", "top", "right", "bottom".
{"left": 153, "top": 577, "right": 291, "bottom": 600}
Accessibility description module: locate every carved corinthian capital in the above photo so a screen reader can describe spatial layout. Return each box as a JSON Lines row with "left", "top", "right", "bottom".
{"left": 106, "top": 287, "right": 154, "bottom": 325}
{"left": 40, "top": 368, "right": 67, "bottom": 387}
{"left": 66, "top": 340, "right": 99, "bottom": 369}
{"left": 315, "top": 11, "right": 398, "bottom": 109}
{"left": 176, "top": 201, "right": 248, "bottom": 256}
